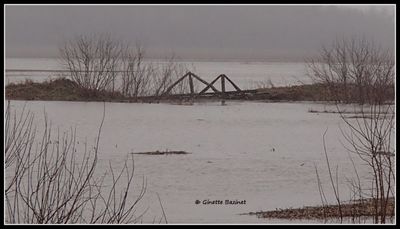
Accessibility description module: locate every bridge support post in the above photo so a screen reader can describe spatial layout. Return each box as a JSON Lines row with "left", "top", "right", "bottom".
{"left": 189, "top": 73, "right": 194, "bottom": 96}
{"left": 221, "top": 75, "right": 226, "bottom": 105}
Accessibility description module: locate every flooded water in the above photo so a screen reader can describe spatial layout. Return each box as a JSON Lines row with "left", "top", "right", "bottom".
{"left": 5, "top": 58, "right": 311, "bottom": 89}
{"left": 6, "top": 100, "right": 375, "bottom": 224}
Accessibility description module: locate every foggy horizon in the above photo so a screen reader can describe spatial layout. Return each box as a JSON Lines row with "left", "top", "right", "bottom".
{"left": 5, "top": 4, "right": 395, "bottom": 61}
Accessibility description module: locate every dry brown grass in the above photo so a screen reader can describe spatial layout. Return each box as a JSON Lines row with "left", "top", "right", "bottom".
{"left": 6, "top": 78, "right": 394, "bottom": 104}
{"left": 6, "top": 78, "right": 128, "bottom": 102}
{"left": 246, "top": 197, "right": 395, "bottom": 220}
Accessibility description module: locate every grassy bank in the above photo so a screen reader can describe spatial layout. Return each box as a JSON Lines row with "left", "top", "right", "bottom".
{"left": 5, "top": 78, "right": 340, "bottom": 103}
{"left": 5, "top": 78, "right": 128, "bottom": 102}
{"left": 251, "top": 84, "right": 334, "bottom": 101}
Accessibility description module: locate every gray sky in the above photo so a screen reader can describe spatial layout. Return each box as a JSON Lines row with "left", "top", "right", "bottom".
{"left": 5, "top": 5, "right": 395, "bottom": 60}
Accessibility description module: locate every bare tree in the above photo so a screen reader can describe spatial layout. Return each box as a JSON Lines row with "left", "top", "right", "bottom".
{"left": 314, "top": 102, "right": 395, "bottom": 224}
{"left": 338, "top": 102, "right": 395, "bottom": 224}
{"left": 5, "top": 102, "right": 148, "bottom": 224}
{"left": 309, "top": 37, "right": 395, "bottom": 224}
{"left": 59, "top": 34, "right": 125, "bottom": 93}
{"left": 152, "top": 55, "right": 190, "bottom": 97}
{"left": 306, "top": 38, "right": 394, "bottom": 104}
{"left": 120, "top": 44, "right": 154, "bottom": 98}
{"left": 5, "top": 101, "right": 36, "bottom": 223}
{"left": 59, "top": 34, "right": 192, "bottom": 99}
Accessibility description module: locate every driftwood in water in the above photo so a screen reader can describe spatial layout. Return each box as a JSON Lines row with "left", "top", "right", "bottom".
{"left": 131, "top": 150, "right": 191, "bottom": 155}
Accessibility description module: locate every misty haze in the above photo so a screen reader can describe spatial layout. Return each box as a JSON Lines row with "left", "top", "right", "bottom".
{"left": 5, "top": 5, "right": 394, "bottom": 60}
{"left": 4, "top": 4, "right": 395, "bottom": 225}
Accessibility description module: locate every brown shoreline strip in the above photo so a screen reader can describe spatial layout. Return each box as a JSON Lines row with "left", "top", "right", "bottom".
{"left": 244, "top": 198, "right": 394, "bottom": 220}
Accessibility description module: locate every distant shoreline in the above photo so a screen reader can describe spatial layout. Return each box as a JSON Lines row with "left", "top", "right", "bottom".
{"left": 5, "top": 56, "right": 311, "bottom": 63}
{"left": 5, "top": 77, "right": 340, "bottom": 103}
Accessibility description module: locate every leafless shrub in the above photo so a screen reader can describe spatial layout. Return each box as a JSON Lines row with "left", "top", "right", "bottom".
{"left": 59, "top": 33, "right": 125, "bottom": 93}
{"left": 345, "top": 151, "right": 368, "bottom": 224}
{"left": 309, "top": 38, "right": 395, "bottom": 223}
{"left": 152, "top": 55, "right": 190, "bottom": 96}
{"left": 120, "top": 48, "right": 191, "bottom": 98}
{"left": 338, "top": 102, "right": 395, "bottom": 224}
{"left": 5, "top": 102, "right": 148, "bottom": 224}
{"left": 5, "top": 101, "right": 35, "bottom": 171}
{"left": 314, "top": 104, "right": 395, "bottom": 224}
{"left": 306, "top": 38, "right": 394, "bottom": 104}
{"left": 314, "top": 164, "right": 328, "bottom": 223}
{"left": 5, "top": 101, "right": 36, "bottom": 222}
{"left": 120, "top": 44, "right": 154, "bottom": 97}
{"left": 59, "top": 34, "right": 192, "bottom": 98}
{"left": 315, "top": 129, "right": 343, "bottom": 223}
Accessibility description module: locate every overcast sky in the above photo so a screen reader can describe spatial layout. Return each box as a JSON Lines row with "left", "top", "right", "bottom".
{"left": 5, "top": 5, "right": 395, "bottom": 60}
